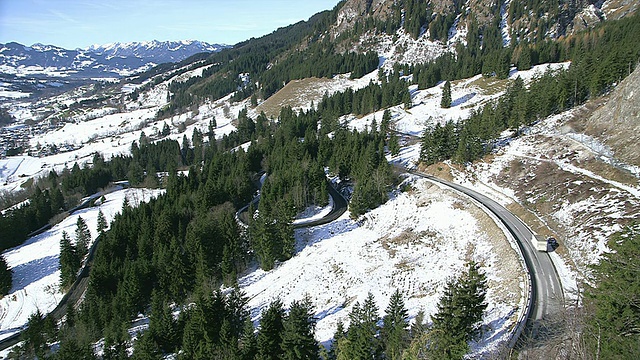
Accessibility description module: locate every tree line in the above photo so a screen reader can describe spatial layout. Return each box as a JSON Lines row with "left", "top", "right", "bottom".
{"left": 11, "top": 260, "right": 489, "bottom": 360}
{"left": 420, "top": 12, "right": 640, "bottom": 165}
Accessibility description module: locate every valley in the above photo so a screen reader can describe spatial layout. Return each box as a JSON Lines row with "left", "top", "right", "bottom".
{"left": 1, "top": 0, "right": 639, "bottom": 359}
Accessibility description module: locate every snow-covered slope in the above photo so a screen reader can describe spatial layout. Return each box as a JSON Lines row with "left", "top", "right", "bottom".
{"left": 0, "top": 187, "right": 164, "bottom": 342}
{"left": 239, "top": 177, "right": 525, "bottom": 356}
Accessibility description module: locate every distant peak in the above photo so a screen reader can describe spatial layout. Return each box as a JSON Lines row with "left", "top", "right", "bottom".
{"left": 84, "top": 40, "right": 225, "bottom": 52}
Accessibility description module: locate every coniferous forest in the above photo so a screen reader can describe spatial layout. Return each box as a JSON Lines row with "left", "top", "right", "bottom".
{"left": 2, "top": 0, "right": 640, "bottom": 358}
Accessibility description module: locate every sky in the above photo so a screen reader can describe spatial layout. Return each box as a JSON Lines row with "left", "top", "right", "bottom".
{"left": 0, "top": 0, "right": 341, "bottom": 49}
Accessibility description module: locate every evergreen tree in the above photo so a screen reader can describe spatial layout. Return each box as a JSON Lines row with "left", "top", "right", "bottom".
{"left": 162, "top": 122, "right": 171, "bottom": 137}
{"left": 0, "top": 254, "right": 12, "bottom": 296}
{"left": 50, "top": 186, "right": 65, "bottom": 213}
{"left": 149, "top": 291, "right": 179, "bottom": 354}
{"left": 59, "top": 231, "right": 80, "bottom": 288}
{"left": 428, "top": 279, "right": 468, "bottom": 359}
{"left": 343, "top": 293, "right": 381, "bottom": 359}
{"left": 382, "top": 289, "right": 409, "bottom": 360}
{"left": 585, "top": 225, "right": 640, "bottom": 358}
{"left": 441, "top": 80, "right": 452, "bottom": 108}
{"left": 330, "top": 320, "right": 346, "bottom": 360}
{"left": 458, "top": 261, "right": 488, "bottom": 338}
{"left": 409, "top": 310, "right": 427, "bottom": 340}
{"left": 218, "top": 318, "right": 240, "bottom": 358}
{"left": 102, "top": 322, "right": 131, "bottom": 360}
{"left": 97, "top": 209, "right": 108, "bottom": 235}
{"left": 56, "top": 336, "right": 98, "bottom": 360}
{"left": 240, "top": 317, "right": 258, "bottom": 360}
{"left": 429, "top": 261, "right": 487, "bottom": 359}
{"left": 388, "top": 132, "right": 400, "bottom": 157}
{"left": 281, "top": 297, "right": 319, "bottom": 360}
{"left": 180, "top": 302, "right": 211, "bottom": 360}
{"left": 75, "top": 216, "right": 91, "bottom": 260}
{"left": 131, "top": 332, "right": 162, "bottom": 360}
{"left": 21, "top": 309, "right": 57, "bottom": 359}
{"left": 256, "top": 299, "right": 285, "bottom": 360}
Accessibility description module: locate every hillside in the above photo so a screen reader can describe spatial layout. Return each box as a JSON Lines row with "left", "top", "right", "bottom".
{"left": 462, "top": 64, "right": 640, "bottom": 271}
{"left": 1, "top": 0, "right": 639, "bottom": 358}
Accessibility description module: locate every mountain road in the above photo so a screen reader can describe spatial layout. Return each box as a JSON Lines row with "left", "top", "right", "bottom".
{"left": 409, "top": 170, "right": 564, "bottom": 347}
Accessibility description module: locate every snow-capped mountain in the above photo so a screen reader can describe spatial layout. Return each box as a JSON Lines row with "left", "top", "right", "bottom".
{"left": 0, "top": 40, "right": 229, "bottom": 78}
{"left": 85, "top": 40, "right": 227, "bottom": 64}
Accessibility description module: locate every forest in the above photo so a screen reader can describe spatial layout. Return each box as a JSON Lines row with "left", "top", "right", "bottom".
{"left": 2, "top": 1, "right": 639, "bottom": 358}
{"left": 419, "top": 11, "right": 640, "bottom": 165}
{"left": 5, "top": 71, "right": 401, "bottom": 357}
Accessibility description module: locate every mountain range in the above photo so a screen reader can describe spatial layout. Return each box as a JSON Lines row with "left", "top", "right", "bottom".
{"left": 0, "top": 40, "right": 229, "bottom": 79}
{"left": 0, "top": 0, "right": 639, "bottom": 358}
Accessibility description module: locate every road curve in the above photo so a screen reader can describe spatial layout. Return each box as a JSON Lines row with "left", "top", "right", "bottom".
{"left": 236, "top": 180, "right": 348, "bottom": 229}
{"left": 292, "top": 182, "right": 348, "bottom": 228}
{"left": 409, "top": 170, "right": 564, "bottom": 347}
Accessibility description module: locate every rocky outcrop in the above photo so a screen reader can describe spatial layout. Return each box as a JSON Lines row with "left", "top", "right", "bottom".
{"left": 585, "top": 64, "right": 640, "bottom": 166}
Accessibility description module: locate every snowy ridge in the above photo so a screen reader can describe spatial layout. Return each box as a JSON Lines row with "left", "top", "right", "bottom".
{"left": 0, "top": 40, "right": 229, "bottom": 79}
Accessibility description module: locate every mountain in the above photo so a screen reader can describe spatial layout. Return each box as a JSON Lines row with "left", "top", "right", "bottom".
{"left": 0, "top": 40, "right": 229, "bottom": 78}
{"left": 150, "top": 0, "right": 638, "bottom": 113}
{"left": 86, "top": 40, "right": 227, "bottom": 64}
{"left": 1, "top": 0, "right": 639, "bottom": 358}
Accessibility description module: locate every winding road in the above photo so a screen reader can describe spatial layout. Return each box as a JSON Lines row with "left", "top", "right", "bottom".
{"left": 409, "top": 170, "right": 564, "bottom": 347}
{"left": 236, "top": 179, "right": 348, "bottom": 229}
{"left": 2, "top": 167, "right": 562, "bottom": 352}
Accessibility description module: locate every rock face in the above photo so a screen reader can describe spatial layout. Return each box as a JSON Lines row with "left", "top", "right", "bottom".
{"left": 585, "top": 65, "right": 640, "bottom": 166}
{"left": 0, "top": 40, "right": 229, "bottom": 78}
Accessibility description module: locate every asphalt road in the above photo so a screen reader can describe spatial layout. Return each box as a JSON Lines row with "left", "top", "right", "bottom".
{"left": 236, "top": 180, "right": 348, "bottom": 229}
{"left": 292, "top": 182, "right": 348, "bottom": 228}
{"left": 410, "top": 170, "right": 564, "bottom": 346}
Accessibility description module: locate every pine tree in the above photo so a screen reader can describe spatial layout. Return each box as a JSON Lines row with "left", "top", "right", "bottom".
{"left": 56, "top": 335, "right": 98, "bottom": 360}
{"left": 344, "top": 293, "right": 381, "bottom": 359}
{"left": 97, "top": 209, "right": 108, "bottom": 235}
{"left": 440, "top": 80, "right": 452, "bottom": 108}
{"left": 388, "top": 133, "right": 400, "bottom": 157}
{"left": 428, "top": 278, "right": 468, "bottom": 359}
{"left": 218, "top": 318, "right": 240, "bottom": 358}
{"left": 256, "top": 299, "right": 285, "bottom": 360}
{"left": 410, "top": 310, "right": 427, "bottom": 340}
{"left": 149, "top": 291, "right": 178, "bottom": 354}
{"left": 0, "top": 254, "right": 12, "bottom": 296}
{"left": 59, "top": 231, "right": 80, "bottom": 288}
{"left": 330, "top": 320, "right": 346, "bottom": 360}
{"left": 22, "top": 309, "right": 57, "bottom": 358}
{"left": 281, "top": 297, "right": 319, "bottom": 360}
{"left": 162, "top": 122, "right": 171, "bottom": 137}
{"left": 274, "top": 198, "right": 295, "bottom": 262}
{"left": 209, "top": 118, "right": 217, "bottom": 141}
{"left": 382, "top": 289, "right": 409, "bottom": 360}
{"left": 429, "top": 261, "right": 487, "bottom": 359}
{"left": 458, "top": 260, "right": 488, "bottom": 338}
{"left": 181, "top": 304, "right": 210, "bottom": 359}
{"left": 250, "top": 211, "right": 276, "bottom": 271}
{"left": 585, "top": 225, "right": 640, "bottom": 358}
{"left": 240, "top": 317, "right": 257, "bottom": 360}
{"left": 75, "top": 216, "right": 91, "bottom": 260}
{"left": 50, "top": 186, "right": 65, "bottom": 213}
{"left": 131, "top": 332, "right": 162, "bottom": 360}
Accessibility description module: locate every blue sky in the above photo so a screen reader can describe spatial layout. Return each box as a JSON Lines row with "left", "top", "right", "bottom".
{"left": 0, "top": 0, "right": 341, "bottom": 49}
